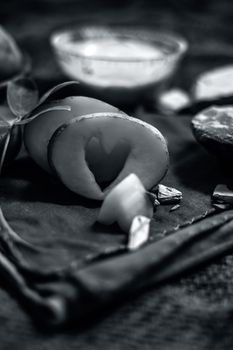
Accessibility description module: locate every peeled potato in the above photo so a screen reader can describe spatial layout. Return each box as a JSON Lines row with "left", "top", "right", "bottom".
{"left": 48, "top": 112, "right": 169, "bottom": 200}
{"left": 98, "top": 173, "right": 154, "bottom": 232}
{"left": 24, "top": 96, "right": 122, "bottom": 173}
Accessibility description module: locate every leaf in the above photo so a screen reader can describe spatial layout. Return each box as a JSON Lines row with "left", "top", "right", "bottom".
{"left": 0, "top": 107, "right": 15, "bottom": 174}
{"left": 0, "top": 25, "right": 23, "bottom": 82}
{"left": 0, "top": 81, "right": 75, "bottom": 174}
{"left": 0, "top": 105, "right": 17, "bottom": 127}
{"left": 38, "top": 81, "right": 80, "bottom": 107}
{"left": 7, "top": 77, "right": 39, "bottom": 119}
{"left": 0, "top": 106, "right": 21, "bottom": 174}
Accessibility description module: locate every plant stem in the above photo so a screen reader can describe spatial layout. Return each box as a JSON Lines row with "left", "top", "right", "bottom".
{"left": 0, "top": 208, "right": 37, "bottom": 251}
{"left": 15, "top": 105, "right": 72, "bottom": 126}
{"left": 0, "top": 128, "right": 11, "bottom": 176}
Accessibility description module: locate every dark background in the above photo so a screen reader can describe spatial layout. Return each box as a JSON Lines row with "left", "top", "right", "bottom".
{"left": 2, "top": 0, "right": 233, "bottom": 93}
{"left": 1, "top": 1, "right": 233, "bottom": 349}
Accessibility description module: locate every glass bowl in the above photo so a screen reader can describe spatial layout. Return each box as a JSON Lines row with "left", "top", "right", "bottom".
{"left": 50, "top": 24, "right": 188, "bottom": 108}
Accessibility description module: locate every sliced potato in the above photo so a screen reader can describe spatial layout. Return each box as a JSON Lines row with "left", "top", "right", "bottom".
{"left": 48, "top": 112, "right": 169, "bottom": 200}
{"left": 98, "top": 173, "right": 153, "bottom": 232}
{"left": 24, "top": 96, "right": 121, "bottom": 173}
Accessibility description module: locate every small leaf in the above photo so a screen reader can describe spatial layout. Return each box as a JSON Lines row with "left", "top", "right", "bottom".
{"left": 0, "top": 107, "right": 14, "bottom": 174}
{"left": 0, "top": 105, "right": 19, "bottom": 127}
{"left": 7, "top": 77, "right": 39, "bottom": 119}
{"left": 0, "top": 105, "right": 22, "bottom": 174}
{"left": 0, "top": 25, "right": 23, "bottom": 82}
{"left": 38, "top": 81, "right": 80, "bottom": 106}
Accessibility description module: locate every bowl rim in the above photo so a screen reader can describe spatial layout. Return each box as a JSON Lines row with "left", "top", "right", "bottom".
{"left": 50, "top": 24, "right": 188, "bottom": 63}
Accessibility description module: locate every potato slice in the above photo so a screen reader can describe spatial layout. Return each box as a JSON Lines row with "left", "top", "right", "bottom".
{"left": 98, "top": 173, "right": 153, "bottom": 232}
{"left": 24, "top": 96, "right": 121, "bottom": 173}
{"left": 49, "top": 113, "right": 169, "bottom": 200}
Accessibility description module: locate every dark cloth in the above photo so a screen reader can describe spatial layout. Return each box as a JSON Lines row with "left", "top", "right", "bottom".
{"left": 2, "top": 0, "right": 233, "bottom": 349}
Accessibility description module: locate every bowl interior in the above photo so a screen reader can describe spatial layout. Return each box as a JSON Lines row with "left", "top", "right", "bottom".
{"left": 51, "top": 25, "right": 187, "bottom": 62}
{"left": 51, "top": 25, "right": 188, "bottom": 107}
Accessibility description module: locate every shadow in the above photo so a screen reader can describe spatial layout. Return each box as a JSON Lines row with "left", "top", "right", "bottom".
{"left": 2, "top": 156, "right": 100, "bottom": 208}
{"left": 172, "top": 140, "right": 231, "bottom": 195}
{"left": 0, "top": 235, "right": 231, "bottom": 336}
{"left": 92, "top": 221, "right": 124, "bottom": 236}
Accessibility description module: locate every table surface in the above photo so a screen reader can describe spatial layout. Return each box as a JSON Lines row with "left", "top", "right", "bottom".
{"left": 1, "top": 1, "right": 233, "bottom": 349}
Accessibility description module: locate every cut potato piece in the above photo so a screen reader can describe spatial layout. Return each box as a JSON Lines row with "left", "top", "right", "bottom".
{"left": 98, "top": 173, "right": 153, "bottom": 232}
{"left": 49, "top": 113, "right": 169, "bottom": 200}
{"left": 24, "top": 96, "right": 121, "bottom": 173}
{"left": 128, "top": 215, "right": 151, "bottom": 250}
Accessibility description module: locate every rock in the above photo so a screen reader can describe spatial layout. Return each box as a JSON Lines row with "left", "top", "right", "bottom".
{"left": 212, "top": 184, "right": 233, "bottom": 205}
{"left": 179, "top": 65, "right": 233, "bottom": 115}
{"left": 192, "top": 106, "right": 233, "bottom": 166}
{"left": 157, "top": 88, "right": 191, "bottom": 115}
{"left": 156, "top": 184, "right": 182, "bottom": 204}
{"left": 193, "top": 65, "right": 233, "bottom": 102}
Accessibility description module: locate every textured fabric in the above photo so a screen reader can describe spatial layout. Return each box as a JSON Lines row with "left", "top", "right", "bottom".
{"left": 1, "top": 110, "right": 228, "bottom": 327}
{"left": 1, "top": 0, "right": 233, "bottom": 349}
